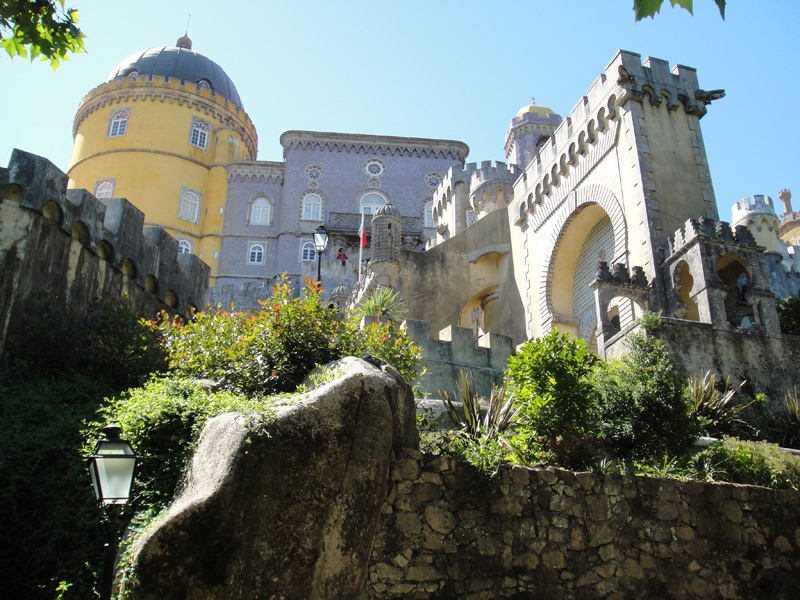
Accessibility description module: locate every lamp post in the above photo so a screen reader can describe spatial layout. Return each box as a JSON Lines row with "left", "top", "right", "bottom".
{"left": 87, "top": 424, "right": 139, "bottom": 600}
{"left": 313, "top": 224, "right": 329, "bottom": 284}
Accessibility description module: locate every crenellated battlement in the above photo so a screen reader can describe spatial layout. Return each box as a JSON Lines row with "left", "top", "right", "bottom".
{"left": 469, "top": 160, "right": 520, "bottom": 188}
{"left": 732, "top": 194, "right": 778, "bottom": 225}
{"left": 512, "top": 50, "right": 720, "bottom": 228}
{"left": 73, "top": 75, "right": 258, "bottom": 158}
{"left": 667, "top": 216, "right": 758, "bottom": 258}
{"left": 2, "top": 149, "right": 209, "bottom": 314}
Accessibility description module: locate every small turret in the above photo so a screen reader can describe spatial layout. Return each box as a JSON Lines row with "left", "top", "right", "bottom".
{"left": 504, "top": 97, "right": 563, "bottom": 171}
{"left": 731, "top": 195, "right": 781, "bottom": 253}
{"left": 371, "top": 200, "right": 402, "bottom": 262}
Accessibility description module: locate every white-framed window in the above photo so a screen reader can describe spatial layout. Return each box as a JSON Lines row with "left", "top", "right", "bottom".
{"left": 94, "top": 179, "right": 115, "bottom": 199}
{"left": 424, "top": 200, "right": 434, "bottom": 227}
{"left": 305, "top": 165, "right": 323, "bottom": 181}
{"left": 177, "top": 239, "right": 193, "bottom": 254}
{"left": 360, "top": 191, "right": 387, "bottom": 215}
{"left": 248, "top": 243, "right": 265, "bottom": 264}
{"left": 301, "top": 241, "right": 316, "bottom": 262}
{"left": 249, "top": 195, "right": 273, "bottom": 225}
{"left": 197, "top": 78, "right": 212, "bottom": 89}
{"left": 178, "top": 187, "right": 202, "bottom": 223}
{"left": 107, "top": 109, "right": 129, "bottom": 137}
{"left": 301, "top": 193, "right": 322, "bottom": 221}
{"left": 189, "top": 117, "right": 211, "bottom": 150}
{"left": 425, "top": 172, "right": 442, "bottom": 189}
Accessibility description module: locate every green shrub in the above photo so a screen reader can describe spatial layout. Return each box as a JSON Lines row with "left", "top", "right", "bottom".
{"left": 161, "top": 277, "right": 422, "bottom": 393}
{"left": 776, "top": 292, "right": 800, "bottom": 335}
{"left": 688, "top": 371, "right": 753, "bottom": 438}
{"left": 695, "top": 438, "right": 800, "bottom": 489}
{"left": 505, "top": 329, "right": 598, "bottom": 469}
{"left": 590, "top": 311, "right": 699, "bottom": 464}
{"left": 94, "top": 377, "right": 275, "bottom": 511}
{"left": 769, "top": 387, "right": 800, "bottom": 449}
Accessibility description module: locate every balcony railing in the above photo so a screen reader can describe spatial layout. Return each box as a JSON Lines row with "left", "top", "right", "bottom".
{"left": 327, "top": 212, "right": 422, "bottom": 235}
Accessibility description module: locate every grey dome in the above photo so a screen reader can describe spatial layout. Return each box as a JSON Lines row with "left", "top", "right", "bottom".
{"left": 106, "top": 41, "right": 244, "bottom": 109}
{"left": 331, "top": 284, "right": 350, "bottom": 297}
{"left": 374, "top": 201, "right": 400, "bottom": 217}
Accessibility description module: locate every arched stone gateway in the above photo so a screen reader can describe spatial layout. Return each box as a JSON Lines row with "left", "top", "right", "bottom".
{"left": 538, "top": 184, "right": 627, "bottom": 341}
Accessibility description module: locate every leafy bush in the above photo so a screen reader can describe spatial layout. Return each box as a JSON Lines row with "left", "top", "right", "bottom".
{"left": 93, "top": 377, "right": 275, "bottom": 510}
{"left": 769, "top": 387, "right": 800, "bottom": 449}
{"left": 776, "top": 292, "right": 800, "bottom": 335}
{"left": 7, "top": 296, "right": 166, "bottom": 388}
{"left": 591, "top": 311, "right": 699, "bottom": 464}
{"left": 506, "top": 329, "right": 598, "bottom": 469}
{"left": 161, "top": 277, "right": 422, "bottom": 393}
{"left": 695, "top": 438, "right": 800, "bottom": 489}
{"left": 688, "top": 371, "right": 753, "bottom": 438}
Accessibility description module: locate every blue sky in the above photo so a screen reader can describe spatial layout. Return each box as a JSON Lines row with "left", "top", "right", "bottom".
{"left": 2, "top": 0, "right": 798, "bottom": 220}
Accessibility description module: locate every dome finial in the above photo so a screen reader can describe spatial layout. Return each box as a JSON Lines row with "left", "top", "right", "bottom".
{"left": 177, "top": 14, "right": 192, "bottom": 49}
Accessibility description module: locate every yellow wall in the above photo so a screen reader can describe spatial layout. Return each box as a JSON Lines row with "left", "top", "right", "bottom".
{"left": 67, "top": 77, "right": 257, "bottom": 281}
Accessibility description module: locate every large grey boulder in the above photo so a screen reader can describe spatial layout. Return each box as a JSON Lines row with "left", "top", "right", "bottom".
{"left": 129, "top": 356, "right": 417, "bottom": 600}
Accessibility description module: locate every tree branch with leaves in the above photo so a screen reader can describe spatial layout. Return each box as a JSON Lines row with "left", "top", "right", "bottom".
{"left": 634, "top": 0, "right": 725, "bottom": 21}
{"left": 1, "top": 0, "right": 86, "bottom": 69}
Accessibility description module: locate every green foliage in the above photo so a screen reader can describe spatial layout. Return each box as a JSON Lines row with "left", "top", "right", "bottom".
{"left": 161, "top": 277, "right": 422, "bottom": 392}
{"left": 506, "top": 329, "right": 598, "bottom": 469}
{"left": 0, "top": 0, "right": 86, "bottom": 69}
{"left": 94, "top": 377, "right": 274, "bottom": 511}
{"left": 440, "top": 370, "right": 519, "bottom": 439}
{"left": 769, "top": 387, "right": 800, "bottom": 450}
{"left": 8, "top": 296, "right": 167, "bottom": 389}
{"left": 776, "top": 293, "right": 800, "bottom": 335}
{"left": 0, "top": 371, "right": 114, "bottom": 599}
{"left": 695, "top": 438, "right": 800, "bottom": 490}
{"left": 633, "top": 0, "right": 725, "bottom": 21}
{"left": 351, "top": 287, "right": 407, "bottom": 327}
{"left": 688, "top": 371, "right": 753, "bottom": 438}
{"left": 591, "top": 312, "right": 699, "bottom": 464}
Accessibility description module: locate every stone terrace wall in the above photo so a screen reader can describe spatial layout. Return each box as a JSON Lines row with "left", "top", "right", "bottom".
{"left": 367, "top": 448, "right": 800, "bottom": 599}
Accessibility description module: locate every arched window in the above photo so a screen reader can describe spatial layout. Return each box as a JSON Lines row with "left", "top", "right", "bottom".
{"left": 301, "top": 193, "right": 322, "bottom": 221}
{"left": 301, "top": 241, "right": 316, "bottom": 261}
{"left": 360, "top": 192, "right": 386, "bottom": 215}
{"left": 424, "top": 201, "right": 434, "bottom": 227}
{"left": 107, "top": 109, "right": 129, "bottom": 137}
{"left": 250, "top": 196, "right": 272, "bottom": 225}
{"left": 248, "top": 243, "right": 265, "bottom": 264}
{"left": 178, "top": 189, "right": 201, "bottom": 223}
{"left": 190, "top": 117, "right": 210, "bottom": 150}
{"left": 177, "top": 239, "right": 192, "bottom": 254}
{"left": 94, "top": 180, "right": 114, "bottom": 199}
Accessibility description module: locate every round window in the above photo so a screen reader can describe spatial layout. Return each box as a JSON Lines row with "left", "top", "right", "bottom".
{"left": 364, "top": 160, "right": 385, "bottom": 177}
{"left": 305, "top": 165, "right": 323, "bottom": 180}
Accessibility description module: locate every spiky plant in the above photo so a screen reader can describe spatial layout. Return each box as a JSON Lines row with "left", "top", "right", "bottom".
{"left": 351, "top": 287, "right": 406, "bottom": 327}
{"left": 770, "top": 387, "right": 800, "bottom": 449}
{"left": 439, "top": 370, "right": 519, "bottom": 439}
{"left": 688, "top": 371, "right": 752, "bottom": 438}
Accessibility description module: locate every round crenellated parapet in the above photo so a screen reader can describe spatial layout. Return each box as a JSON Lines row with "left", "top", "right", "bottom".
{"left": 731, "top": 195, "right": 782, "bottom": 253}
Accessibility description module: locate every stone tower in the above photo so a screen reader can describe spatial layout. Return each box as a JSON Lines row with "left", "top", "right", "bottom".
{"left": 370, "top": 200, "right": 402, "bottom": 263}
{"left": 504, "top": 99, "right": 563, "bottom": 171}
{"left": 67, "top": 36, "right": 257, "bottom": 280}
{"left": 731, "top": 195, "right": 782, "bottom": 253}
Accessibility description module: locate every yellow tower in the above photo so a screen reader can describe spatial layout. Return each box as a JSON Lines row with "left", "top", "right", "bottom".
{"left": 67, "top": 36, "right": 257, "bottom": 281}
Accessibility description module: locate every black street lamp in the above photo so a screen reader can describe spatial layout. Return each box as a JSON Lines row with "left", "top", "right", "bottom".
{"left": 87, "top": 424, "right": 139, "bottom": 600}
{"left": 314, "top": 224, "right": 329, "bottom": 283}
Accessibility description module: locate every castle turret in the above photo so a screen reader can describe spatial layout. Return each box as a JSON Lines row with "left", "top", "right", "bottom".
{"left": 731, "top": 194, "right": 782, "bottom": 253}
{"left": 371, "top": 200, "right": 402, "bottom": 263}
{"left": 67, "top": 37, "right": 257, "bottom": 281}
{"left": 778, "top": 189, "right": 800, "bottom": 246}
{"left": 504, "top": 98, "right": 562, "bottom": 170}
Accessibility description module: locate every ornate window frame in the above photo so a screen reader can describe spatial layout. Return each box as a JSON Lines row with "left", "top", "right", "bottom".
{"left": 178, "top": 186, "right": 202, "bottom": 223}
{"left": 106, "top": 108, "right": 130, "bottom": 138}
{"left": 301, "top": 241, "right": 316, "bottom": 262}
{"left": 189, "top": 116, "right": 211, "bottom": 150}
{"left": 94, "top": 179, "right": 115, "bottom": 199}
{"left": 248, "top": 194, "right": 274, "bottom": 225}
{"left": 176, "top": 238, "right": 193, "bottom": 254}
{"left": 364, "top": 159, "right": 386, "bottom": 178}
{"left": 300, "top": 192, "right": 324, "bottom": 222}
{"left": 359, "top": 190, "right": 388, "bottom": 215}
{"left": 248, "top": 242, "right": 265, "bottom": 265}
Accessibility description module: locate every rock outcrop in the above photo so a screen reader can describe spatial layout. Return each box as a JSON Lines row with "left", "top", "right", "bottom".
{"left": 129, "top": 356, "right": 417, "bottom": 600}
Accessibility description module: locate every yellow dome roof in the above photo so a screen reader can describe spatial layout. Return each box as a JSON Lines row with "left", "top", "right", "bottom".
{"left": 516, "top": 98, "right": 555, "bottom": 120}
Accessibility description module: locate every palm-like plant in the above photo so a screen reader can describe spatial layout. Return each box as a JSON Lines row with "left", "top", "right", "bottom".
{"left": 351, "top": 287, "right": 406, "bottom": 327}
{"left": 688, "top": 371, "right": 751, "bottom": 437}
{"left": 440, "top": 370, "right": 519, "bottom": 439}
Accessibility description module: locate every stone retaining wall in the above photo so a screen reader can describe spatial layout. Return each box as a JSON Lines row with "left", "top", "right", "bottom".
{"left": 367, "top": 448, "right": 800, "bottom": 599}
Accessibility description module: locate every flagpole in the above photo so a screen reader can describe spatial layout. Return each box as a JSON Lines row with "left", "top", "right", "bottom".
{"left": 358, "top": 212, "right": 364, "bottom": 279}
